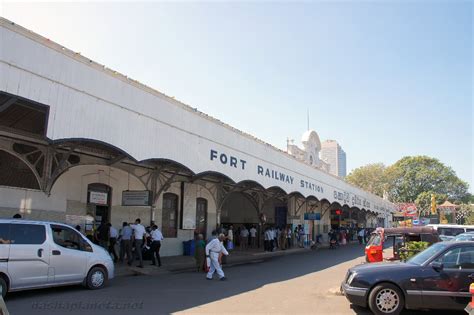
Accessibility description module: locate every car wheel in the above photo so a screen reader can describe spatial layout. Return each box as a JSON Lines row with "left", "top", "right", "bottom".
{"left": 0, "top": 277, "right": 7, "bottom": 298}
{"left": 368, "top": 283, "right": 404, "bottom": 315}
{"left": 86, "top": 267, "right": 107, "bottom": 290}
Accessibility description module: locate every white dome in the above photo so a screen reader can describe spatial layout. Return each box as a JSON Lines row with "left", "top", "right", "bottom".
{"left": 301, "top": 130, "right": 321, "bottom": 149}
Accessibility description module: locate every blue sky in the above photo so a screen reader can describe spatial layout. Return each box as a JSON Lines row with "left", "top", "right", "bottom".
{"left": 1, "top": 1, "right": 472, "bottom": 190}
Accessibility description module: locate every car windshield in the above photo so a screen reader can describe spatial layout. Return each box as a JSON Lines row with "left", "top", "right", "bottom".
{"left": 407, "top": 242, "right": 448, "bottom": 265}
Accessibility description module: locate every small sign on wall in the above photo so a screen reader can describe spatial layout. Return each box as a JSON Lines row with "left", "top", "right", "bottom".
{"left": 89, "top": 191, "right": 108, "bottom": 205}
{"left": 122, "top": 190, "right": 151, "bottom": 206}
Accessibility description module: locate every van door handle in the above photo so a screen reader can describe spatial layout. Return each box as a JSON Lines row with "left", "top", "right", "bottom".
{"left": 52, "top": 250, "right": 61, "bottom": 256}
{"left": 37, "top": 249, "right": 43, "bottom": 257}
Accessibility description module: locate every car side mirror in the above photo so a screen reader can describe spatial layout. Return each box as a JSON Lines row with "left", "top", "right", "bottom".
{"left": 432, "top": 261, "right": 444, "bottom": 272}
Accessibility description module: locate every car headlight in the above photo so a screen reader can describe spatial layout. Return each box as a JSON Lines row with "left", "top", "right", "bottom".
{"left": 347, "top": 272, "right": 357, "bottom": 285}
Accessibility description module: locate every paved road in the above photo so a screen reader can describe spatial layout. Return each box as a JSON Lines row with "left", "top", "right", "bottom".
{"left": 5, "top": 244, "right": 464, "bottom": 315}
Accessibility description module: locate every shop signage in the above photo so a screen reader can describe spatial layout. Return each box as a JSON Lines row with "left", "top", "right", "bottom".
{"left": 89, "top": 191, "right": 108, "bottom": 205}
{"left": 304, "top": 213, "right": 321, "bottom": 220}
{"left": 122, "top": 190, "right": 152, "bottom": 206}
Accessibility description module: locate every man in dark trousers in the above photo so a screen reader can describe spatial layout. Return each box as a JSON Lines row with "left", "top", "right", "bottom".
{"left": 96, "top": 222, "right": 110, "bottom": 249}
{"left": 150, "top": 225, "right": 163, "bottom": 267}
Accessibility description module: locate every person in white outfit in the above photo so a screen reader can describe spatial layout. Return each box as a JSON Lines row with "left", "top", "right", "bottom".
{"left": 206, "top": 233, "right": 229, "bottom": 281}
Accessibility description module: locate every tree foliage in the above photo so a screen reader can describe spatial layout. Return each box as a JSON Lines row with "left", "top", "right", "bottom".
{"left": 415, "top": 191, "right": 447, "bottom": 216}
{"left": 385, "top": 156, "right": 469, "bottom": 203}
{"left": 345, "top": 163, "right": 387, "bottom": 197}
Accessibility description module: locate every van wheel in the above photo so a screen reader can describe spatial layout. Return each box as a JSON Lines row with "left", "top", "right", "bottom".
{"left": 0, "top": 277, "right": 7, "bottom": 298}
{"left": 368, "top": 283, "right": 404, "bottom": 315}
{"left": 86, "top": 267, "right": 107, "bottom": 290}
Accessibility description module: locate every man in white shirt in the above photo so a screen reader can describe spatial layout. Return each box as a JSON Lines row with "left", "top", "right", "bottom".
{"left": 205, "top": 233, "right": 229, "bottom": 281}
{"left": 240, "top": 226, "right": 249, "bottom": 250}
{"left": 150, "top": 225, "right": 164, "bottom": 267}
{"left": 250, "top": 226, "right": 257, "bottom": 248}
{"left": 107, "top": 223, "right": 119, "bottom": 263}
{"left": 131, "top": 218, "right": 146, "bottom": 268}
{"left": 227, "top": 225, "right": 234, "bottom": 251}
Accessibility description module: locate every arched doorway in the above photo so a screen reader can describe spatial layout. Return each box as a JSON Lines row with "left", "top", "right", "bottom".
{"left": 195, "top": 198, "right": 208, "bottom": 239}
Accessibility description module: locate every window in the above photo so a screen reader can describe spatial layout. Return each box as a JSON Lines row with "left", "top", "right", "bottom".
{"left": 433, "top": 246, "right": 474, "bottom": 269}
{"left": 0, "top": 224, "right": 9, "bottom": 244}
{"left": 438, "top": 228, "right": 465, "bottom": 237}
{"left": 10, "top": 224, "right": 45, "bottom": 244}
{"left": 162, "top": 193, "right": 178, "bottom": 238}
{"left": 51, "top": 225, "right": 91, "bottom": 252}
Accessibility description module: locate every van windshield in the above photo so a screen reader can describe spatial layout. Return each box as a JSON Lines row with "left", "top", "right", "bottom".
{"left": 438, "top": 227, "right": 465, "bottom": 236}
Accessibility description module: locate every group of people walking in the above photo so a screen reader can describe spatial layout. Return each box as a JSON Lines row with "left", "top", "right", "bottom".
{"left": 92, "top": 218, "right": 164, "bottom": 268}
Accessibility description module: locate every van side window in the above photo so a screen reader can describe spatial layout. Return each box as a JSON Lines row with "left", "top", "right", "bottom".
{"left": 0, "top": 224, "right": 10, "bottom": 244}
{"left": 51, "top": 225, "right": 90, "bottom": 251}
{"left": 10, "top": 224, "right": 45, "bottom": 244}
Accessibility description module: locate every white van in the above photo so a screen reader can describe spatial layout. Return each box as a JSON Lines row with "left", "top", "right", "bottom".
{"left": 0, "top": 219, "right": 114, "bottom": 297}
{"left": 427, "top": 224, "right": 474, "bottom": 239}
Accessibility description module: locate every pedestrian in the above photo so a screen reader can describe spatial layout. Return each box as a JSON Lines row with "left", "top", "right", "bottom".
{"left": 150, "top": 225, "right": 163, "bottom": 267}
{"left": 227, "top": 225, "right": 234, "bottom": 251}
{"left": 120, "top": 222, "right": 133, "bottom": 264}
{"left": 263, "top": 227, "right": 270, "bottom": 251}
{"left": 250, "top": 225, "right": 257, "bottom": 248}
{"left": 131, "top": 218, "right": 146, "bottom": 268}
{"left": 279, "top": 227, "right": 286, "bottom": 250}
{"left": 96, "top": 221, "right": 110, "bottom": 249}
{"left": 108, "top": 223, "right": 119, "bottom": 262}
{"left": 195, "top": 234, "right": 206, "bottom": 272}
{"left": 358, "top": 228, "right": 365, "bottom": 245}
{"left": 240, "top": 226, "right": 249, "bottom": 250}
{"left": 298, "top": 225, "right": 305, "bottom": 248}
{"left": 286, "top": 227, "right": 292, "bottom": 249}
{"left": 205, "top": 233, "right": 229, "bottom": 281}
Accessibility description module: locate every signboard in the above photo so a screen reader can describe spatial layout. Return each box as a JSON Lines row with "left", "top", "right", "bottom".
{"left": 396, "top": 203, "right": 418, "bottom": 217}
{"left": 89, "top": 191, "right": 108, "bottom": 205}
{"left": 122, "top": 190, "right": 151, "bottom": 206}
{"left": 304, "top": 213, "right": 321, "bottom": 220}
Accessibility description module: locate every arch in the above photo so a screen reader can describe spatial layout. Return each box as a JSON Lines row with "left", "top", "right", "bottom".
{"left": 0, "top": 149, "right": 41, "bottom": 190}
{"left": 162, "top": 192, "right": 179, "bottom": 238}
{"left": 192, "top": 171, "right": 236, "bottom": 184}
{"left": 49, "top": 163, "right": 147, "bottom": 195}
{"left": 52, "top": 138, "right": 137, "bottom": 162}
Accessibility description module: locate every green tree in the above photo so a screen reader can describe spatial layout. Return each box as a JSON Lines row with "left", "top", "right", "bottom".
{"left": 414, "top": 191, "right": 447, "bottom": 216}
{"left": 386, "top": 156, "right": 469, "bottom": 203}
{"left": 345, "top": 163, "right": 387, "bottom": 197}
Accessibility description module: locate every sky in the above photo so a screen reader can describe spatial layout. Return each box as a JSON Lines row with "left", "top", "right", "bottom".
{"left": 1, "top": 1, "right": 472, "bottom": 191}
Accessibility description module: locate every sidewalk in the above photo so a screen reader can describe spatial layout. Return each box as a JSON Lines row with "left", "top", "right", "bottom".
{"left": 115, "top": 246, "right": 316, "bottom": 277}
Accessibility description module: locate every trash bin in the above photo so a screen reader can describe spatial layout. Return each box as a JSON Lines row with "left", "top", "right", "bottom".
{"left": 183, "top": 240, "right": 191, "bottom": 256}
{"left": 189, "top": 240, "right": 196, "bottom": 256}
{"left": 183, "top": 240, "right": 196, "bottom": 256}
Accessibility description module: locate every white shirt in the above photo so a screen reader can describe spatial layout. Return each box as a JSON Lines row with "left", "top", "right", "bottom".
{"left": 358, "top": 230, "right": 365, "bottom": 237}
{"left": 132, "top": 224, "right": 146, "bottom": 240}
{"left": 250, "top": 228, "right": 257, "bottom": 237}
{"left": 205, "top": 238, "right": 229, "bottom": 257}
{"left": 109, "top": 226, "right": 118, "bottom": 238}
{"left": 241, "top": 229, "right": 249, "bottom": 237}
{"left": 151, "top": 229, "right": 164, "bottom": 241}
{"left": 227, "top": 229, "right": 233, "bottom": 241}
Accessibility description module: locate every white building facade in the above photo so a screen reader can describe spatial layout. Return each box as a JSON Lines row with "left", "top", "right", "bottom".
{"left": 0, "top": 18, "right": 393, "bottom": 256}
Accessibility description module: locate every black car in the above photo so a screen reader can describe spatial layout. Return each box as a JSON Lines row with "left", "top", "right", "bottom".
{"left": 341, "top": 241, "right": 474, "bottom": 315}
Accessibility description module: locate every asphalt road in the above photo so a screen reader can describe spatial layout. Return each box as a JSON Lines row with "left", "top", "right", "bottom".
{"left": 5, "top": 244, "right": 465, "bottom": 315}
